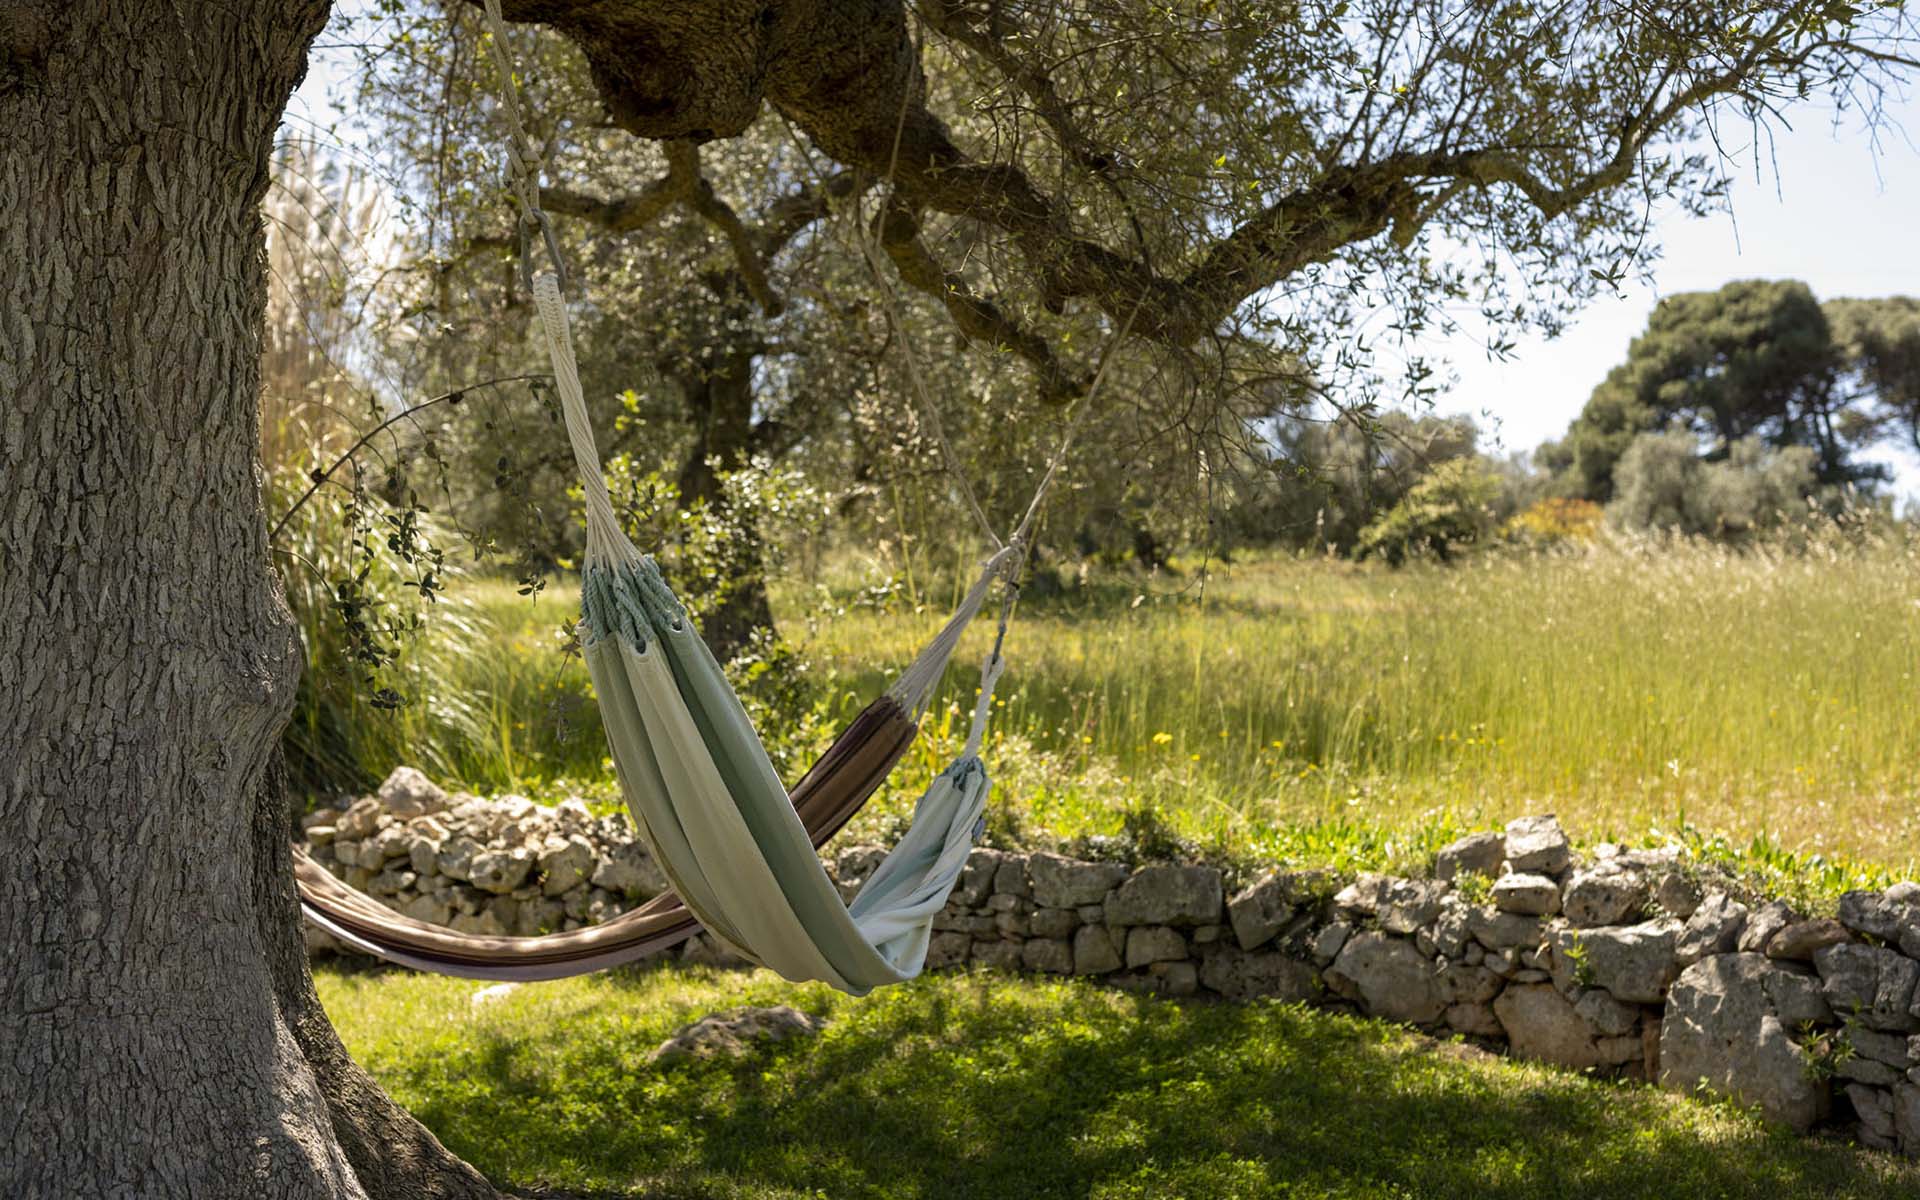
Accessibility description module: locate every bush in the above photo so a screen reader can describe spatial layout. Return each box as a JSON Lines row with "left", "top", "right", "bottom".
{"left": 1354, "top": 458, "right": 1502, "bottom": 565}
{"left": 1505, "top": 497, "right": 1604, "bottom": 546}
{"left": 1606, "top": 429, "right": 1818, "bottom": 539}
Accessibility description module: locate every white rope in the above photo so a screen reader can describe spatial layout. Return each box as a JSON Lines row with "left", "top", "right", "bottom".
{"left": 531, "top": 273, "right": 632, "bottom": 563}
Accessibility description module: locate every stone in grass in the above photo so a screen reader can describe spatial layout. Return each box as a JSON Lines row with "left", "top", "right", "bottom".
{"left": 1434, "top": 831, "right": 1505, "bottom": 882}
{"left": 648, "top": 1006, "right": 823, "bottom": 1064}
{"left": 1503, "top": 815, "right": 1571, "bottom": 876}
{"left": 1492, "top": 873, "right": 1561, "bottom": 917}
{"left": 1659, "top": 953, "right": 1830, "bottom": 1131}
{"left": 1326, "top": 932, "right": 1443, "bottom": 1026}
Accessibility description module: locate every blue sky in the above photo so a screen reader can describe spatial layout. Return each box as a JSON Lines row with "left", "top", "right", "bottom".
{"left": 1417, "top": 92, "right": 1920, "bottom": 487}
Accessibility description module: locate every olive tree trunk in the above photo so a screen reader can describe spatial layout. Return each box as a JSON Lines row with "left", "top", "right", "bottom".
{"left": 0, "top": 6, "right": 499, "bottom": 1196}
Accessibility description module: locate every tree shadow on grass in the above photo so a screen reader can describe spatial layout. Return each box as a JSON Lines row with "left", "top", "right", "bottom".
{"left": 384, "top": 972, "right": 1920, "bottom": 1200}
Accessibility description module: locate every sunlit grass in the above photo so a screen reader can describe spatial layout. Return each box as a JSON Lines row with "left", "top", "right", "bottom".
{"left": 327, "top": 532, "right": 1920, "bottom": 884}
{"left": 318, "top": 962, "right": 1920, "bottom": 1199}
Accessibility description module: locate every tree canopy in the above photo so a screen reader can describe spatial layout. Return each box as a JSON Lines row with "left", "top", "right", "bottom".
{"left": 1543, "top": 280, "right": 1920, "bottom": 501}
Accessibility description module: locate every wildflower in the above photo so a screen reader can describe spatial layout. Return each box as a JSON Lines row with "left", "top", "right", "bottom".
{"left": 1152, "top": 732, "right": 1173, "bottom": 745}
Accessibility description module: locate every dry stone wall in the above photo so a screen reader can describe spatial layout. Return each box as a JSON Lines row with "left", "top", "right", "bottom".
{"left": 305, "top": 769, "right": 1920, "bottom": 1156}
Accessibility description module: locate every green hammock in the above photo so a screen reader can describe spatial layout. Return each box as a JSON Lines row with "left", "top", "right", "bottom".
{"left": 296, "top": 0, "right": 1053, "bottom": 992}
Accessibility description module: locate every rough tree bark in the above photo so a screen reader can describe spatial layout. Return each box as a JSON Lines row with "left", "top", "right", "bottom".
{"left": 0, "top": 5, "right": 500, "bottom": 1196}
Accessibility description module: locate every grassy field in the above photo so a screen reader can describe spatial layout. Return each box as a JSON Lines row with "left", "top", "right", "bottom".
{"left": 302, "top": 533, "right": 1920, "bottom": 886}
{"left": 318, "top": 961, "right": 1920, "bottom": 1199}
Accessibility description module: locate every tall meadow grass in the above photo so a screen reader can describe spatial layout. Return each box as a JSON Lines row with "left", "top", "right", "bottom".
{"left": 299, "top": 529, "right": 1920, "bottom": 881}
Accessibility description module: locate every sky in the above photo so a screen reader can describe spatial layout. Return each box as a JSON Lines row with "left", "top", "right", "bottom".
{"left": 1412, "top": 92, "right": 1920, "bottom": 487}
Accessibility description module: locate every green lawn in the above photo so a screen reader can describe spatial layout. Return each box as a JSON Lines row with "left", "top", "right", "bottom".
{"left": 320, "top": 963, "right": 1920, "bottom": 1199}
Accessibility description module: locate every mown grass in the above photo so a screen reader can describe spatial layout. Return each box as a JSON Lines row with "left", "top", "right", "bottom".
{"left": 318, "top": 962, "right": 1920, "bottom": 1199}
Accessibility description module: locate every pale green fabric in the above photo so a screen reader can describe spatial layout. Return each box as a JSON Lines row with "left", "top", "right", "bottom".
{"left": 582, "top": 555, "right": 991, "bottom": 995}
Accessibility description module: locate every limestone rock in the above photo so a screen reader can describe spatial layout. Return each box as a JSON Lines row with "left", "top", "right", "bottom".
{"left": 649, "top": 1006, "right": 823, "bottom": 1063}
{"left": 1895, "top": 1082, "right": 1920, "bottom": 1155}
{"left": 1198, "top": 945, "right": 1318, "bottom": 1001}
{"left": 1147, "top": 960, "right": 1199, "bottom": 997}
{"left": 956, "top": 849, "right": 1010, "bottom": 907}
{"left": 1838, "top": 888, "right": 1918, "bottom": 941}
{"left": 926, "top": 931, "right": 971, "bottom": 970}
{"left": 1495, "top": 983, "right": 1611, "bottom": 1069}
{"left": 971, "top": 938, "right": 1023, "bottom": 971}
{"left": 1652, "top": 870, "right": 1702, "bottom": 921}
{"left": 1849, "top": 1083, "right": 1897, "bottom": 1147}
{"left": 1563, "top": 868, "right": 1646, "bottom": 927}
{"left": 1126, "top": 925, "right": 1188, "bottom": 968}
{"left": 1435, "top": 831, "right": 1505, "bottom": 881}
{"left": 1813, "top": 943, "right": 1920, "bottom": 1032}
{"left": 1574, "top": 988, "right": 1641, "bottom": 1037}
{"left": 1227, "top": 871, "right": 1301, "bottom": 950}
{"left": 1676, "top": 892, "right": 1749, "bottom": 967}
{"left": 1029, "top": 907, "right": 1080, "bottom": 940}
{"left": 377, "top": 765, "right": 450, "bottom": 817}
{"left": 398, "top": 894, "right": 452, "bottom": 926}
{"left": 1467, "top": 908, "right": 1544, "bottom": 952}
{"left": 1377, "top": 879, "right": 1451, "bottom": 935}
{"left": 1765, "top": 918, "right": 1851, "bottom": 963}
{"left": 1326, "top": 932, "right": 1444, "bottom": 1025}
{"left": 992, "top": 854, "right": 1033, "bottom": 899}
{"left": 1659, "top": 953, "right": 1829, "bottom": 1131}
{"left": 1311, "top": 921, "right": 1352, "bottom": 966}
{"left": 336, "top": 797, "right": 384, "bottom": 840}
{"left": 469, "top": 847, "right": 534, "bottom": 895}
{"left": 1072, "top": 925, "right": 1123, "bottom": 975}
{"left": 1504, "top": 815, "right": 1570, "bottom": 876}
{"left": 536, "top": 835, "right": 597, "bottom": 896}
{"left": 591, "top": 841, "right": 666, "bottom": 899}
{"left": 1028, "top": 853, "right": 1128, "bottom": 909}
{"left": 436, "top": 835, "right": 484, "bottom": 883}
{"left": 1492, "top": 873, "right": 1561, "bottom": 916}
{"left": 1737, "top": 899, "right": 1794, "bottom": 954}
{"left": 1022, "top": 937, "right": 1074, "bottom": 975}
{"left": 1552, "top": 921, "right": 1680, "bottom": 1005}
{"left": 1447, "top": 1002, "right": 1504, "bottom": 1037}
{"left": 1436, "top": 961, "right": 1502, "bottom": 1006}
{"left": 1105, "top": 865, "right": 1223, "bottom": 927}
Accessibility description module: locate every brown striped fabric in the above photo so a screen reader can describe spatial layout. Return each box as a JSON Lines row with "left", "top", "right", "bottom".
{"left": 295, "top": 693, "right": 918, "bottom": 979}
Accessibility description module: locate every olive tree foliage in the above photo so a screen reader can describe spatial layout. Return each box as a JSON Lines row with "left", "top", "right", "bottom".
{"left": 1606, "top": 428, "right": 1823, "bottom": 537}
{"left": 484, "top": 0, "right": 1918, "bottom": 396}
{"left": 1540, "top": 279, "right": 1903, "bottom": 500}
{"left": 327, "top": 0, "right": 1920, "bottom": 604}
